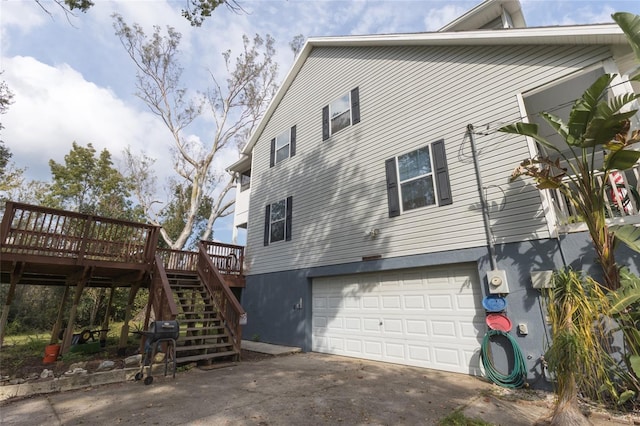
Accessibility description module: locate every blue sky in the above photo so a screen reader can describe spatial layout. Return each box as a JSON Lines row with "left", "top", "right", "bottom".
{"left": 2, "top": 0, "right": 640, "bottom": 243}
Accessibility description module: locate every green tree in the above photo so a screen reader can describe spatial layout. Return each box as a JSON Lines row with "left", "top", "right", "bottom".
{"left": 114, "top": 15, "right": 278, "bottom": 249}
{"left": 40, "top": 142, "right": 141, "bottom": 220}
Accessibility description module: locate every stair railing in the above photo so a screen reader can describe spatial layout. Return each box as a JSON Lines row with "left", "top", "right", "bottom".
{"left": 196, "top": 242, "right": 246, "bottom": 355}
{"left": 148, "top": 254, "right": 179, "bottom": 321}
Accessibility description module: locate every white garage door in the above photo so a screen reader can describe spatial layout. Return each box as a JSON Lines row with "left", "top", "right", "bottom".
{"left": 312, "top": 264, "right": 484, "bottom": 375}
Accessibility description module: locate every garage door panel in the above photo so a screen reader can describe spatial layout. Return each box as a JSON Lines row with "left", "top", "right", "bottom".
{"left": 461, "top": 320, "right": 485, "bottom": 339}
{"left": 344, "top": 297, "right": 360, "bottom": 308}
{"left": 344, "top": 317, "right": 361, "bottom": 330}
{"left": 327, "top": 317, "right": 344, "bottom": 330}
{"left": 345, "top": 339, "right": 362, "bottom": 353}
{"left": 382, "top": 318, "right": 403, "bottom": 333}
{"left": 406, "top": 320, "right": 428, "bottom": 335}
{"left": 313, "top": 297, "right": 327, "bottom": 309}
{"left": 428, "top": 294, "right": 454, "bottom": 310}
{"left": 328, "top": 337, "right": 345, "bottom": 351}
{"left": 403, "top": 295, "right": 425, "bottom": 309}
{"left": 313, "top": 264, "right": 483, "bottom": 375}
{"left": 433, "top": 347, "right": 462, "bottom": 367}
{"left": 382, "top": 295, "right": 401, "bottom": 308}
{"left": 385, "top": 343, "right": 405, "bottom": 359}
{"left": 408, "top": 345, "right": 430, "bottom": 362}
{"left": 363, "top": 318, "right": 381, "bottom": 332}
{"left": 457, "top": 294, "right": 480, "bottom": 310}
{"left": 364, "top": 341, "right": 383, "bottom": 356}
{"left": 431, "top": 320, "right": 456, "bottom": 337}
{"left": 362, "top": 296, "right": 379, "bottom": 308}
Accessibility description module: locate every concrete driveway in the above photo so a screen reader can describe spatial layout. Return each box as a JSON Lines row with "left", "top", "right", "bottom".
{"left": 0, "top": 352, "right": 565, "bottom": 425}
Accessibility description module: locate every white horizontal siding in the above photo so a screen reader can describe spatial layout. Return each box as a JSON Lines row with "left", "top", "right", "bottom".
{"left": 244, "top": 43, "right": 613, "bottom": 275}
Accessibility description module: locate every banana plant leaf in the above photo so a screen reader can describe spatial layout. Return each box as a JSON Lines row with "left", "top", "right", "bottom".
{"left": 611, "top": 224, "right": 640, "bottom": 253}
{"left": 613, "top": 12, "right": 640, "bottom": 64}
{"left": 605, "top": 149, "right": 640, "bottom": 171}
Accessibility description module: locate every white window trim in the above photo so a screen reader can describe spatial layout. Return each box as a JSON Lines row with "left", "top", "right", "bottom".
{"left": 275, "top": 129, "right": 291, "bottom": 164}
{"left": 269, "top": 199, "right": 286, "bottom": 243}
{"left": 329, "top": 92, "right": 352, "bottom": 137}
{"left": 396, "top": 145, "right": 438, "bottom": 214}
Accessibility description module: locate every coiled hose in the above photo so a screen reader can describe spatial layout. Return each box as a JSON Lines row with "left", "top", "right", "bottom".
{"left": 480, "top": 329, "right": 527, "bottom": 388}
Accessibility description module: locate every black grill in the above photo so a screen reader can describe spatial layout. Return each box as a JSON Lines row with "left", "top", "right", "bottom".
{"left": 144, "top": 320, "right": 180, "bottom": 341}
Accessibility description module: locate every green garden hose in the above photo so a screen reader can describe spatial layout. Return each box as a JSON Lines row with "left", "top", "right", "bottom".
{"left": 480, "top": 329, "right": 527, "bottom": 388}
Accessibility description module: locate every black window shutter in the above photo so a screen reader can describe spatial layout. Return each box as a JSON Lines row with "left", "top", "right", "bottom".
{"left": 290, "top": 125, "right": 296, "bottom": 157}
{"left": 351, "top": 87, "right": 360, "bottom": 125}
{"left": 322, "top": 106, "right": 329, "bottom": 140}
{"left": 285, "top": 196, "right": 293, "bottom": 241}
{"left": 385, "top": 158, "right": 400, "bottom": 217}
{"left": 264, "top": 204, "right": 271, "bottom": 246}
{"left": 269, "top": 138, "right": 276, "bottom": 167}
{"left": 431, "top": 139, "right": 453, "bottom": 206}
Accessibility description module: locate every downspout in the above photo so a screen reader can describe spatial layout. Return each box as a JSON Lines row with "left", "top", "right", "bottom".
{"left": 467, "top": 124, "right": 498, "bottom": 270}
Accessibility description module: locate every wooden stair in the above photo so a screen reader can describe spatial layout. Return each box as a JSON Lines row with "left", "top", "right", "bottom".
{"left": 167, "top": 272, "right": 239, "bottom": 365}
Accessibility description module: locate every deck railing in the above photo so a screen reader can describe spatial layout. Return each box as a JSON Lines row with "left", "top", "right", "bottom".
{"left": 0, "top": 201, "right": 160, "bottom": 267}
{"left": 157, "top": 242, "right": 244, "bottom": 279}
{"left": 157, "top": 249, "right": 199, "bottom": 272}
{"left": 196, "top": 242, "right": 246, "bottom": 355}
{"left": 200, "top": 240, "right": 244, "bottom": 276}
{"left": 550, "top": 165, "right": 640, "bottom": 229}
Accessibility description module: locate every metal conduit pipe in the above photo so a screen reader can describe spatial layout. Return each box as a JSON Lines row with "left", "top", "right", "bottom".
{"left": 467, "top": 124, "right": 498, "bottom": 270}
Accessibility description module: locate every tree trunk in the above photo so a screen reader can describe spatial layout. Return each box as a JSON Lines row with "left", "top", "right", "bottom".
{"left": 551, "top": 372, "right": 592, "bottom": 425}
{"left": 582, "top": 205, "right": 619, "bottom": 290}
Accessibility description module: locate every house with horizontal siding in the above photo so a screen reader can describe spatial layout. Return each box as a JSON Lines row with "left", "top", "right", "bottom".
{"left": 228, "top": 0, "right": 640, "bottom": 387}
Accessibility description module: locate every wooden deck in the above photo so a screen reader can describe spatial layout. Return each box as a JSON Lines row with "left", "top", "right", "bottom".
{"left": 0, "top": 201, "right": 245, "bottom": 288}
{"left": 0, "top": 201, "right": 246, "bottom": 354}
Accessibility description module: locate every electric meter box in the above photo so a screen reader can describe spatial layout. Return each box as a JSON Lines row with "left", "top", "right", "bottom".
{"left": 487, "top": 269, "right": 510, "bottom": 294}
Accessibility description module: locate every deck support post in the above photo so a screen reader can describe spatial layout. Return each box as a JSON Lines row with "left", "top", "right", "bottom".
{"left": 100, "top": 285, "right": 116, "bottom": 345}
{"left": 50, "top": 283, "right": 71, "bottom": 345}
{"left": 0, "top": 262, "right": 24, "bottom": 346}
{"left": 118, "top": 281, "right": 142, "bottom": 356}
{"left": 61, "top": 267, "right": 92, "bottom": 355}
{"left": 140, "top": 285, "right": 158, "bottom": 353}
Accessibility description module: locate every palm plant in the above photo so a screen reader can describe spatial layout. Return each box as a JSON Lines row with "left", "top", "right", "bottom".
{"left": 544, "top": 270, "right": 615, "bottom": 424}
{"left": 499, "top": 11, "right": 640, "bottom": 423}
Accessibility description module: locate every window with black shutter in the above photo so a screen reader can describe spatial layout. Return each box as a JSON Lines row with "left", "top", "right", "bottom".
{"left": 323, "top": 87, "right": 360, "bottom": 140}
{"left": 270, "top": 126, "right": 297, "bottom": 167}
{"left": 385, "top": 140, "right": 452, "bottom": 216}
{"left": 264, "top": 197, "right": 293, "bottom": 245}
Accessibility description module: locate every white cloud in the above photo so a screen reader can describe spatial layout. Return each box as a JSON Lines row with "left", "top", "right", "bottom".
{"left": 0, "top": 1, "right": 48, "bottom": 52}
{"left": 2, "top": 56, "right": 173, "bottom": 182}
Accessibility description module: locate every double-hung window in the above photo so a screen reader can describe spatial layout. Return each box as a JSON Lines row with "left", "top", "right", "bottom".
{"left": 385, "top": 139, "right": 452, "bottom": 217}
{"left": 270, "top": 126, "right": 296, "bottom": 167}
{"left": 264, "top": 196, "right": 293, "bottom": 245}
{"left": 322, "top": 87, "right": 360, "bottom": 140}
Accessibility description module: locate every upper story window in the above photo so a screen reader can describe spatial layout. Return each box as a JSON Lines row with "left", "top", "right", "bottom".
{"left": 264, "top": 196, "right": 293, "bottom": 245}
{"left": 322, "top": 87, "right": 360, "bottom": 140}
{"left": 270, "top": 126, "right": 297, "bottom": 167}
{"left": 385, "top": 139, "right": 452, "bottom": 217}
{"left": 397, "top": 147, "right": 435, "bottom": 211}
{"left": 239, "top": 170, "right": 251, "bottom": 192}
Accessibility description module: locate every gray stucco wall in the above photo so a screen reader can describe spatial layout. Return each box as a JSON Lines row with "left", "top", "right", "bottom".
{"left": 240, "top": 231, "right": 639, "bottom": 389}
